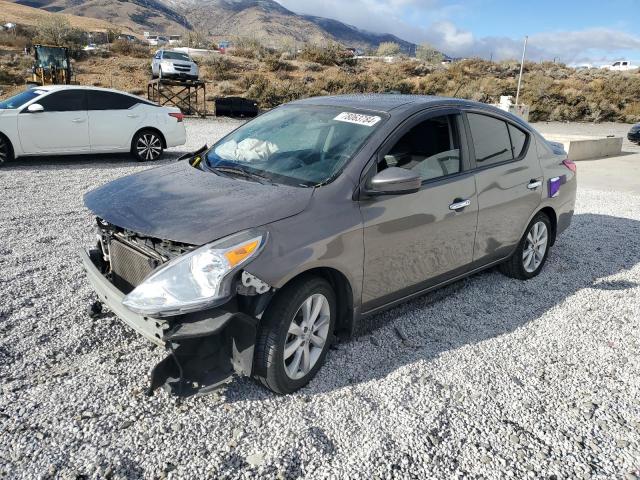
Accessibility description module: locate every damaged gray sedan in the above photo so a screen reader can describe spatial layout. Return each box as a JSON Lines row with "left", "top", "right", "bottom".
{"left": 81, "top": 94, "right": 576, "bottom": 396}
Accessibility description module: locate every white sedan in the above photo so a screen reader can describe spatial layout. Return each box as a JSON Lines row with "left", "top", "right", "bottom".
{"left": 0, "top": 85, "right": 187, "bottom": 164}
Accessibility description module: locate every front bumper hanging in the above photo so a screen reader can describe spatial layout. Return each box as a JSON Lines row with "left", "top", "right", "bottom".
{"left": 80, "top": 248, "right": 259, "bottom": 397}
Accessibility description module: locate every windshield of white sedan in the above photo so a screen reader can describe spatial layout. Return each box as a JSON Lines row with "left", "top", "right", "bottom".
{"left": 163, "top": 51, "right": 191, "bottom": 61}
{"left": 206, "top": 106, "right": 383, "bottom": 186}
{"left": 0, "top": 89, "right": 46, "bottom": 109}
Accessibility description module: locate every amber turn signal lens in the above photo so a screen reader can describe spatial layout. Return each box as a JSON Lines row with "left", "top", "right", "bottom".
{"left": 224, "top": 240, "right": 259, "bottom": 267}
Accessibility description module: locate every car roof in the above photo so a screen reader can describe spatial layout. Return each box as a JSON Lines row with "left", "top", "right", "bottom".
{"left": 33, "top": 85, "right": 144, "bottom": 97}
{"left": 291, "top": 94, "right": 531, "bottom": 128}
{"left": 294, "top": 94, "right": 481, "bottom": 113}
{"left": 31, "top": 85, "right": 157, "bottom": 104}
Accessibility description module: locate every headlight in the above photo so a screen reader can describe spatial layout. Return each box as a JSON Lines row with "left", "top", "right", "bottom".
{"left": 122, "top": 230, "right": 266, "bottom": 316}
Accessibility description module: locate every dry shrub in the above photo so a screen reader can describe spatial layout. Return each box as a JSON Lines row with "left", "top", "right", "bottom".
{"left": 202, "top": 55, "right": 236, "bottom": 81}
{"left": 304, "top": 62, "right": 324, "bottom": 72}
{"left": 0, "top": 70, "right": 21, "bottom": 84}
{"left": 261, "top": 54, "right": 295, "bottom": 73}
{"left": 299, "top": 44, "right": 351, "bottom": 66}
{"left": 0, "top": 31, "right": 31, "bottom": 49}
{"left": 110, "top": 40, "right": 149, "bottom": 58}
{"left": 231, "top": 37, "right": 265, "bottom": 59}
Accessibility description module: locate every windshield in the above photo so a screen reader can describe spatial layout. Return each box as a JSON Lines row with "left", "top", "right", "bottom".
{"left": 163, "top": 51, "right": 191, "bottom": 61}
{"left": 34, "top": 46, "right": 68, "bottom": 69}
{"left": 0, "top": 89, "right": 46, "bottom": 109}
{"left": 206, "top": 105, "right": 384, "bottom": 186}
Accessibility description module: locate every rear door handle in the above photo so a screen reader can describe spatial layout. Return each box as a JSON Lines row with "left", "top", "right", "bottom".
{"left": 71, "top": 118, "right": 86, "bottom": 123}
{"left": 127, "top": 114, "right": 139, "bottom": 118}
{"left": 527, "top": 179, "right": 543, "bottom": 190}
{"left": 449, "top": 199, "right": 471, "bottom": 211}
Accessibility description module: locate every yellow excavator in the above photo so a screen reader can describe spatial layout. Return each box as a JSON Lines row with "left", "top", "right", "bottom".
{"left": 29, "top": 44, "right": 76, "bottom": 86}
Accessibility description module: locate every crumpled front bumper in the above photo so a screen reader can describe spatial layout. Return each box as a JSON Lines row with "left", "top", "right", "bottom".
{"left": 80, "top": 248, "right": 170, "bottom": 346}
{"left": 80, "top": 248, "right": 258, "bottom": 396}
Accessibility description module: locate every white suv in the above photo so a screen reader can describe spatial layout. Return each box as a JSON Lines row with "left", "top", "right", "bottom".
{"left": 0, "top": 85, "right": 187, "bottom": 164}
{"left": 151, "top": 50, "right": 199, "bottom": 81}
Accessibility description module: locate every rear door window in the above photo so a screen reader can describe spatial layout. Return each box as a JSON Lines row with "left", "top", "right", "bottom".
{"left": 38, "top": 90, "right": 86, "bottom": 112}
{"left": 467, "top": 113, "right": 513, "bottom": 166}
{"left": 87, "top": 91, "right": 139, "bottom": 110}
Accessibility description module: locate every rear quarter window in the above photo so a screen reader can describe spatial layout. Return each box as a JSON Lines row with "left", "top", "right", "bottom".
{"left": 508, "top": 124, "right": 528, "bottom": 158}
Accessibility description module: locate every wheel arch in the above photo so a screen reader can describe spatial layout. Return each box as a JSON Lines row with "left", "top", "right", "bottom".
{"left": 267, "top": 267, "right": 356, "bottom": 339}
{"left": 0, "top": 131, "right": 15, "bottom": 161}
{"left": 537, "top": 206, "right": 558, "bottom": 246}
{"left": 131, "top": 127, "right": 167, "bottom": 150}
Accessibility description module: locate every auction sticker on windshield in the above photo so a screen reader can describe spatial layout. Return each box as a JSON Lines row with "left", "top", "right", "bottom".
{"left": 334, "top": 112, "right": 381, "bottom": 127}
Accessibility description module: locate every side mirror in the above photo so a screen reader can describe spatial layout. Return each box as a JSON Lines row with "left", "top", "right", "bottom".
{"left": 27, "top": 103, "right": 44, "bottom": 113}
{"left": 365, "top": 167, "right": 421, "bottom": 196}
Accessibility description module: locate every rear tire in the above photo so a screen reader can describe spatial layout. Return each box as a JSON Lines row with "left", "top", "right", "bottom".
{"left": 253, "top": 276, "right": 336, "bottom": 394}
{"left": 499, "top": 212, "right": 551, "bottom": 280}
{"left": 131, "top": 130, "right": 164, "bottom": 162}
{"left": 0, "top": 134, "right": 14, "bottom": 166}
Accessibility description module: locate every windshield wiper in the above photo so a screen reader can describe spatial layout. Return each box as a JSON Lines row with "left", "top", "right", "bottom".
{"left": 213, "top": 166, "right": 275, "bottom": 185}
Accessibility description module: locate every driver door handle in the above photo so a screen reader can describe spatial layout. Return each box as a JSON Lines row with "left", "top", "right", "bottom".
{"left": 71, "top": 118, "right": 86, "bottom": 123}
{"left": 449, "top": 199, "right": 471, "bottom": 211}
{"left": 527, "top": 179, "right": 543, "bottom": 190}
{"left": 127, "top": 114, "right": 139, "bottom": 118}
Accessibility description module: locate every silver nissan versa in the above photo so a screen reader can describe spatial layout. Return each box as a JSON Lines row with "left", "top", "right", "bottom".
{"left": 80, "top": 94, "right": 576, "bottom": 396}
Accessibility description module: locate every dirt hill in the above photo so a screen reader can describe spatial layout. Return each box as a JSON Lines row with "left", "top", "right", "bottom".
{"left": 5, "top": 0, "right": 418, "bottom": 52}
{"left": 0, "top": 0, "right": 139, "bottom": 35}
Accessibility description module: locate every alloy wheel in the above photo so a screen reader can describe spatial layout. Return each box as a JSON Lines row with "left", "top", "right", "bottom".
{"left": 522, "top": 221, "right": 548, "bottom": 273}
{"left": 283, "top": 293, "right": 331, "bottom": 380}
{"left": 136, "top": 133, "right": 162, "bottom": 160}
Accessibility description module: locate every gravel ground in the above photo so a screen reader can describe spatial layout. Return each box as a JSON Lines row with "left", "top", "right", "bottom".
{"left": 1, "top": 119, "right": 639, "bottom": 479}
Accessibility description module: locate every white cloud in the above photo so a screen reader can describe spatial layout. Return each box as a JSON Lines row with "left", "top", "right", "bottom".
{"left": 274, "top": 0, "right": 640, "bottom": 63}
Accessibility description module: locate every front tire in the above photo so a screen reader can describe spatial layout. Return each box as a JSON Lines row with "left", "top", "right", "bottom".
{"left": 253, "top": 276, "right": 336, "bottom": 394}
{"left": 499, "top": 212, "right": 551, "bottom": 280}
{"left": 131, "top": 130, "right": 164, "bottom": 162}
{"left": 0, "top": 134, "right": 14, "bottom": 166}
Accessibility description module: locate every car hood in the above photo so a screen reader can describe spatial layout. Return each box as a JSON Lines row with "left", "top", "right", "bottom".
{"left": 84, "top": 161, "right": 314, "bottom": 245}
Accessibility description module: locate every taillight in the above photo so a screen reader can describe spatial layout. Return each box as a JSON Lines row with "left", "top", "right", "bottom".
{"left": 562, "top": 159, "right": 576, "bottom": 172}
{"left": 169, "top": 112, "right": 184, "bottom": 122}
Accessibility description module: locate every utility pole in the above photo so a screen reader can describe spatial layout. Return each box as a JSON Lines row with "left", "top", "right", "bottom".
{"left": 515, "top": 35, "right": 528, "bottom": 106}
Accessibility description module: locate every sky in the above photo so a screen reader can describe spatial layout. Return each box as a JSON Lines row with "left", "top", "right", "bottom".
{"left": 275, "top": 0, "right": 640, "bottom": 65}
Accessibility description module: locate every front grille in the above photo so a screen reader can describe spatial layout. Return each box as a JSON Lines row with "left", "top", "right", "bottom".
{"left": 174, "top": 63, "right": 191, "bottom": 72}
{"left": 109, "top": 240, "right": 160, "bottom": 293}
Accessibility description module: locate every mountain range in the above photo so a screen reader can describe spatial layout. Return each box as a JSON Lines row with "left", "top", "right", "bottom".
{"left": 8, "top": 0, "right": 417, "bottom": 53}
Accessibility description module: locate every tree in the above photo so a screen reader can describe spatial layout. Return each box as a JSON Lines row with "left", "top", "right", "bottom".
{"left": 416, "top": 43, "right": 444, "bottom": 63}
{"left": 376, "top": 41, "right": 401, "bottom": 57}
{"left": 35, "top": 15, "right": 86, "bottom": 47}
